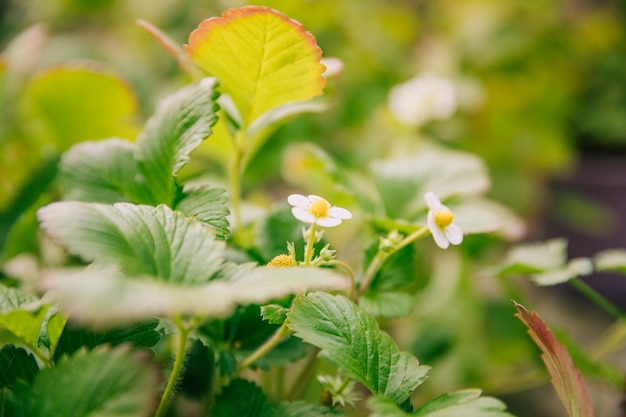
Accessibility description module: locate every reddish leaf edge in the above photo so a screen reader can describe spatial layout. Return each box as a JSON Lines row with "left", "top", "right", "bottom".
{"left": 183, "top": 5, "right": 326, "bottom": 91}
{"left": 513, "top": 300, "right": 595, "bottom": 417}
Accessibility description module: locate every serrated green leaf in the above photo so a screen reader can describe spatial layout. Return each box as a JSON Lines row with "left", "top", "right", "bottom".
{"left": 0, "top": 284, "right": 38, "bottom": 312}
{"left": 273, "top": 401, "right": 344, "bottom": 417}
{"left": 20, "top": 346, "right": 158, "bottom": 417}
{"left": 370, "top": 147, "right": 490, "bottom": 219}
{"left": 359, "top": 291, "right": 414, "bottom": 318}
{"left": 288, "top": 292, "right": 429, "bottom": 405}
{"left": 185, "top": 6, "right": 326, "bottom": 127}
{"left": 54, "top": 319, "right": 161, "bottom": 361}
{"left": 135, "top": 78, "right": 219, "bottom": 204}
{"left": 175, "top": 185, "right": 230, "bottom": 239}
{"left": 210, "top": 379, "right": 273, "bottom": 417}
{"left": 42, "top": 265, "right": 346, "bottom": 326}
{"left": 0, "top": 345, "right": 39, "bottom": 389}
{"left": 368, "top": 390, "right": 514, "bottom": 417}
{"left": 38, "top": 202, "right": 226, "bottom": 285}
{"left": 59, "top": 138, "right": 149, "bottom": 203}
{"left": 25, "top": 64, "right": 140, "bottom": 149}
{"left": 261, "top": 304, "right": 289, "bottom": 325}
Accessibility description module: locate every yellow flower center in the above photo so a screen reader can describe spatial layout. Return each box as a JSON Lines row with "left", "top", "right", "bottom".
{"left": 434, "top": 210, "right": 454, "bottom": 228}
{"left": 309, "top": 199, "right": 330, "bottom": 218}
{"left": 267, "top": 254, "right": 296, "bottom": 267}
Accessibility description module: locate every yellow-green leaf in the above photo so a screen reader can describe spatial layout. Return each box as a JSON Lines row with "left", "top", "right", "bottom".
{"left": 185, "top": 6, "right": 326, "bottom": 126}
{"left": 24, "top": 63, "right": 140, "bottom": 149}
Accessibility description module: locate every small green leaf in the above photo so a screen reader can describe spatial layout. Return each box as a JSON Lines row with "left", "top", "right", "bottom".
{"left": 496, "top": 239, "right": 592, "bottom": 285}
{"left": 175, "top": 185, "right": 230, "bottom": 239}
{"left": 135, "top": 77, "right": 219, "bottom": 204}
{"left": 274, "top": 401, "right": 344, "bottom": 417}
{"left": 38, "top": 202, "right": 226, "bottom": 285}
{"left": 370, "top": 147, "right": 490, "bottom": 219}
{"left": 0, "top": 345, "right": 39, "bottom": 389}
{"left": 594, "top": 249, "right": 626, "bottom": 274}
{"left": 185, "top": 6, "right": 326, "bottom": 127}
{"left": 288, "top": 292, "right": 429, "bottom": 405}
{"left": 0, "top": 285, "right": 48, "bottom": 351}
{"left": 20, "top": 346, "right": 158, "bottom": 417}
{"left": 497, "top": 239, "right": 568, "bottom": 276}
{"left": 261, "top": 304, "right": 289, "bottom": 325}
{"left": 210, "top": 379, "right": 273, "bottom": 417}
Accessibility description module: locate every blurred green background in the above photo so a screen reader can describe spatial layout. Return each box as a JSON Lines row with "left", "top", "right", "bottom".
{"left": 2, "top": 1, "right": 626, "bottom": 416}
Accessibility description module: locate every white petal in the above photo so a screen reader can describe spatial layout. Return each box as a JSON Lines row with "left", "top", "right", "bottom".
{"left": 444, "top": 224, "right": 463, "bottom": 245}
{"left": 317, "top": 217, "right": 342, "bottom": 228}
{"left": 308, "top": 195, "right": 325, "bottom": 203}
{"left": 288, "top": 194, "right": 309, "bottom": 209}
{"left": 291, "top": 207, "right": 315, "bottom": 224}
{"left": 328, "top": 206, "right": 352, "bottom": 220}
{"left": 430, "top": 225, "right": 450, "bottom": 249}
{"left": 424, "top": 192, "right": 442, "bottom": 211}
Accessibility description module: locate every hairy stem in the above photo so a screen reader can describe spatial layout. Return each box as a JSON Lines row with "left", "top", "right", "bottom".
{"left": 358, "top": 226, "right": 430, "bottom": 297}
{"left": 234, "top": 321, "right": 292, "bottom": 377}
{"left": 304, "top": 223, "right": 318, "bottom": 266}
{"left": 155, "top": 317, "right": 190, "bottom": 417}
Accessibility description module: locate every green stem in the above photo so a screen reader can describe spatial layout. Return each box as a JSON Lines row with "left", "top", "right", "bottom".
{"left": 229, "top": 145, "right": 243, "bottom": 230}
{"left": 304, "top": 223, "right": 318, "bottom": 266}
{"left": 234, "top": 321, "right": 292, "bottom": 377}
{"left": 358, "top": 226, "right": 429, "bottom": 298}
{"left": 155, "top": 317, "right": 190, "bottom": 417}
{"left": 335, "top": 376, "right": 352, "bottom": 396}
{"left": 287, "top": 347, "right": 320, "bottom": 401}
{"left": 570, "top": 278, "right": 626, "bottom": 320}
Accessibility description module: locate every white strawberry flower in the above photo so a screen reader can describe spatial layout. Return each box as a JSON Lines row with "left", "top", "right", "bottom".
{"left": 425, "top": 191, "right": 463, "bottom": 249}
{"left": 288, "top": 194, "right": 352, "bottom": 228}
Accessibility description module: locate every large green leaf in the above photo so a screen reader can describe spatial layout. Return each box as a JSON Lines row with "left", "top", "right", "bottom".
{"left": 370, "top": 147, "right": 490, "bottom": 220}
{"left": 210, "top": 379, "right": 273, "bottom": 417}
{"left": 41, "top": 265, "right": 346, "bottom": 326}
{"left": 135, "top": 77, "right": 219, "bottom": 204}
{"left": 185, "top": 6, "right": 326, "bottom": 127}
{"left": 24, "top": 64, "right": 140, "bottom": 150}
{"left": 288, "top": 292, "right": 429, "bottom": 405}
{"left": 0, "top": 345, "right": 39, "bottom": 389}
{"left": 37, "top": 202, "right": 226, "bottom": 285}
{"left": 368, "top": 391, "right": 514, "bottom": 417}
{"left": 19, "top": 346, "right": 158, "bottom": 417}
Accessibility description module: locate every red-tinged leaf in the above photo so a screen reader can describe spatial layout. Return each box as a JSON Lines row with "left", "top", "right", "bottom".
{"left": 514, "top": 301, "right": 595, "bottom": 417}
{"left": 184, "top": 6, "right": 326, "bottom": 126}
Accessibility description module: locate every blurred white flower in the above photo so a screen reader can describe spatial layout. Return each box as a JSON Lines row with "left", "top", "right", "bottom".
{"left": 388, "top": 74, "right": 457, "bottom": 126}
{"left": 288, "top": 194, "right": 352, "bottom": 227}
{"left": 425, "top": 191, "right": 463, "bottom": 249}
